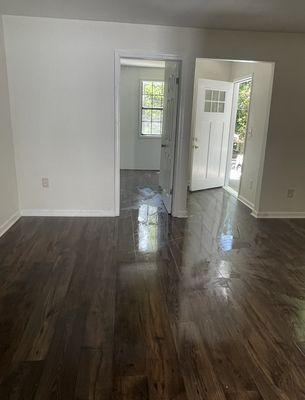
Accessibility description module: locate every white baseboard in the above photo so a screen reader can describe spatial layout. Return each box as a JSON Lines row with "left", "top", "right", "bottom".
{"left": 238, "top": 195, "right": 254, "bottom": 210}
{"left": 223, "top": 186, "right": 254, "bottom": 210}
{"left": 21, "top": 209, "right": 116, "bottom": 217}
{"left": 223, "top": 185, "right": 238, "bottom": 198}
{"left": 0, "top": 211, "right": 21, "bottom": 238}
{"left": 251, "top": 210, "right": 305, "bottom": 219}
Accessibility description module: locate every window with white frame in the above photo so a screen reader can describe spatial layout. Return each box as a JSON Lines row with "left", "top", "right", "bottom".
{"left": 140, "top": 80, "right": 164, "bottom": 136}
{"left": 204, "top": 89, "right": 226, "bottom": 113}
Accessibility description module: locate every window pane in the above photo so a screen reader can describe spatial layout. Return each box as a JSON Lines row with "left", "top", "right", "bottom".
{"left": 143, "top": 95, "right": 152, "bottom": 108}
{"left": 211, "top": 102, "right": 218, "bottom": 112}
{"left": 204, "top": 101, "right": 211, "bottom": 112}
{"left": 152, "top": 109, "right": 162, "bottom": 122}
{"left": 153, "top": 95, "right": 163, "bottom": 108}
{"left": 151, "top": 122, "right": 162, "bottom": 135}
{"left": 218, "top": 102, "right": 225, "bottom": 113}
{"left": 142, "top": 109, "right": 152, "bottom": 122}
{"left": 142, "top": 122, "right": 151, "bottom": 135}
{"left": 205, "top": 90, "right": 212, "bottom": 101}
{"left": 153, "top": 82, "right": 164, "bottom": 96}
{"left": 143, "top": 81, "right": 153, "bottom": 95}
{"left": 219, "top": 91, "right": 226, "bottom": 101}
{"left": 141, "top": 80, "right": 164, "bottom": 136}
{"left": 212, "top": 90, "right": 219, "bottom": 101}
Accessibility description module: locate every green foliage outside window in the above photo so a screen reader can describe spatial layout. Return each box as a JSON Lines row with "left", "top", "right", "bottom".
{"left": 235, "top": 81, "right": 252, "bottom": 141}
{"left": 141, "top": 81, "right": 164, "bottom": 136}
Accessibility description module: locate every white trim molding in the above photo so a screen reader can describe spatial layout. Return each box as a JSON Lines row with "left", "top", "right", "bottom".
{"left": 114, "top": 49, "right": 184, "bottom": 217}
{"left": 251, "top": 210, "right": 305, "bottom": 219}
{"left": 223, "top": 185, "right": 238, "bottom": 198}
{"left": 238, "top": 195, "right": 254, "bottom": 210}
{"left": 224, "top": 187, "right": 254, "bottom": 210}
{"left": 0, "top": 211, "right": 21, "bottom": 238}
{"left": 21, "top": 209, "right": 115, "bottom": 217}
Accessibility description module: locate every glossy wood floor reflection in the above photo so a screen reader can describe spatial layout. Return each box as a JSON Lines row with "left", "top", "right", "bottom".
{"left": 1, "top": 171, "right": 305, "bottom": 399}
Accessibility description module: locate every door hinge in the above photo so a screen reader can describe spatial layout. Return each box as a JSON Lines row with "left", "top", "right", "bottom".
{"left": 170, "top": 188, "right": 173, "bottom": 195}
{"left": 176, "top": 77, "right": 179, "bottom": 85}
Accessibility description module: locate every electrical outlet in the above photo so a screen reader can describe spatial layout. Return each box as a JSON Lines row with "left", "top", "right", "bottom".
{"left": 287, "top": 188, "right": 295, "bottom": 199}
{"left": 42, "top": 177, "right": 49, "bottom": 188}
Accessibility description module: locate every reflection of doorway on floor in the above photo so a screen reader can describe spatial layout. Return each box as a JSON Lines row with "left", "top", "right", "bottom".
{"left": 228, "top": 78, "right": 252, "bottom": 195}
{"left": 120, "top": 169, "right": 162, "bottom": 211}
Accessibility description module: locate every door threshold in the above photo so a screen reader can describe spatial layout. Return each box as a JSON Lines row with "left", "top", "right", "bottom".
{"left": 223, "top": 185, "right": 238, "bottom": 198}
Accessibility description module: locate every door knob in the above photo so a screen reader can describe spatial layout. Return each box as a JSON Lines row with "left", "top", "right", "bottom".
{"left": 194, "top": 145, "right": 199, "bottom": 149}
{"left": 161, "top": 144, "right": 167, "bottom": 148}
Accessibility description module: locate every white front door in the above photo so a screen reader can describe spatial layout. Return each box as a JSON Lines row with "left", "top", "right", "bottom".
{"left": 159, "top": 60, "right": 180, "bottom": 213}
{"left": 190, "top": 79, "right": 233, "bottom": 191}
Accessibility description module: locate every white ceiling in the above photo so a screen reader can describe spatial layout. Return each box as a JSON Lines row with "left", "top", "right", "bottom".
{"left": 1, "top": 0, "right": 305, "bottom": 33}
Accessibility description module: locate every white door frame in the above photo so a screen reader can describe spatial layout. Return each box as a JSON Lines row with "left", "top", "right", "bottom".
{"left": 114, "top": 50, "right": 183, "bottom": 216}
{"left": 224, "top": 75, "right": 253, "bottom": 197}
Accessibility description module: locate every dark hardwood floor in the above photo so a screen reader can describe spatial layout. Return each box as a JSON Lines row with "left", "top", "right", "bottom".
{"left": 1, "top": 169, "right": 305, "bottom": 399}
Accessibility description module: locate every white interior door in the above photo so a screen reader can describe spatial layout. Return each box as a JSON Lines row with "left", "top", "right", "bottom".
{"left": 159, "top": 60, "right": 180, "bottom": 213}
{"left": 190, "top": 79, "right": 233, "bottom": 191}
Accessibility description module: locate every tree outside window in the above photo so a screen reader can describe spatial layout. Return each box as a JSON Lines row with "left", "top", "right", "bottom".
{"left": 233, "top": 80, "right": 252, "bottom": 154}
{"left": 141, "top": 80, "right": 164, "bottom": 136}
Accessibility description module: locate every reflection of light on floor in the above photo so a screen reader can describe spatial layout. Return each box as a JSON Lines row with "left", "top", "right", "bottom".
{"left": 218, "top": 260, "right": 232, "bottom": 278}
{"left": 138, "top": 204, "right": 159, "bottom": 252}
{"left": 219, "top": 234, "right": 234, "bottom": 251}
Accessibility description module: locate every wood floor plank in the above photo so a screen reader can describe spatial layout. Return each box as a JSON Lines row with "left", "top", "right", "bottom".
{"left": 1, "top": 171, "right": 305, "bottom": 398}
{"left": 0, "top": 361, "right": 44, "bottom": 400}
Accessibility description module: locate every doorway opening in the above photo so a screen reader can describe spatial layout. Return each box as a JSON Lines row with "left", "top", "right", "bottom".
{"left": 189, "top": 58, "right": 275, "bottom": 212}
{"left": 115, "top": 54, "right": 182, "bottom": 216}
{"left": 226, "top": 77, "right": 252, "bottom": 196}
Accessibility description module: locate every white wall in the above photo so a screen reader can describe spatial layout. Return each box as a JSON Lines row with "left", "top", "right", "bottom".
{"left": 198, "top": 29, "right": 305, "bottom": 215}
{"left": 230, "top": 61, "right": 274, "bottom": 208}
{"left": 193, "top": 59, "right": 233, "bottom": 82}
{"left": 4, "top": 16, "right": 203, "bottom": 216}
{"left": 0, "top": 17, "right": 19, "bottom": 235}
{"left": 3, "top": 16, "right": 305, "bottom": 216}
{"left": 120, "top": 66, "right": 163, "bottom": 170}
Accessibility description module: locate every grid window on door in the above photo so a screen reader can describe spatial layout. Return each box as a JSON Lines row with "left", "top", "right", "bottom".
{"left": 141, "top": 80, "right": 164, "bottom": 136}
{"left": 204, "top": 90, "right": 226, "bottom": 113}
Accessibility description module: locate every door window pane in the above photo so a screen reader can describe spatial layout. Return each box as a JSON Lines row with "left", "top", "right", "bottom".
{"left": 204, "top": 101, "right": 211, "bottom": 112}
{"left": 204, "top": 89, "right": 226, "bottom": 113}
{"left": 205, "top": 90, "right": 212, "bottom": 100}
{"left": 219, "top": 91, "right": 226, "bottom": 101}
{"left": 212, "top": 90, "right": 219, "bottom": 101}
{"left": 211, "top": 102, "right": 218, "bottom": 112}
{"left": 218, "top": 102, "right": 225, "bottom": 113}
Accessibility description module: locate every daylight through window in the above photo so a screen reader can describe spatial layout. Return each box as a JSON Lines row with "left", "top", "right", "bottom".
{"left": 141, "top": 80, "right": 164, "bottom": 136}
